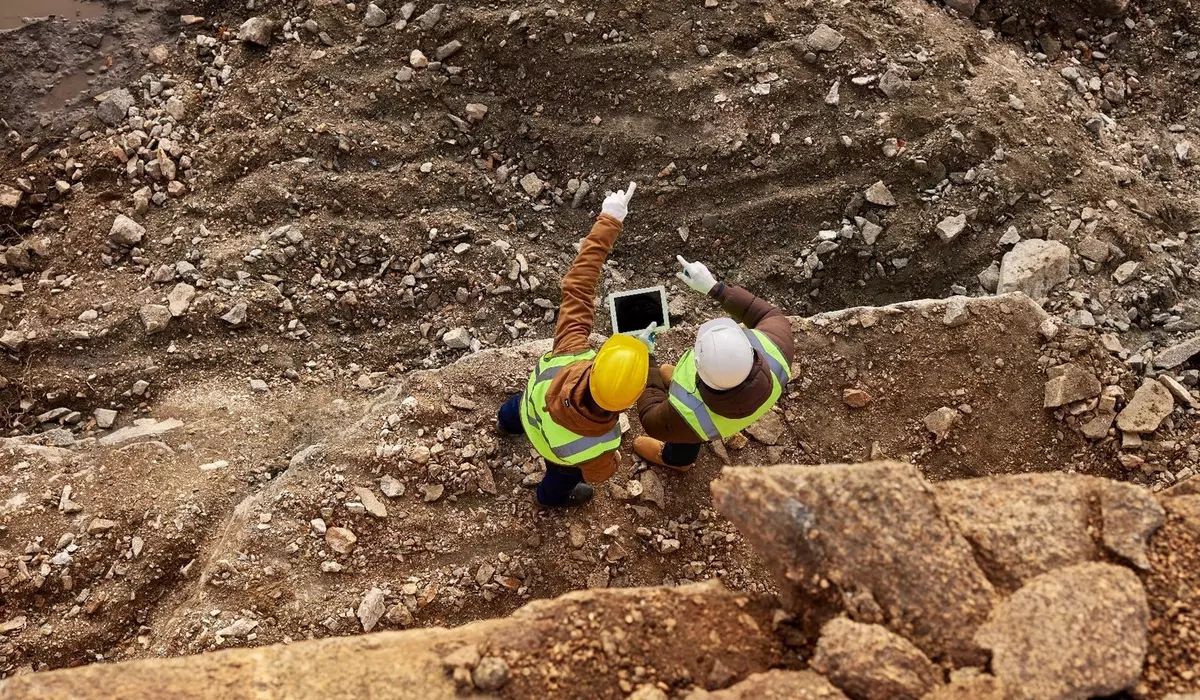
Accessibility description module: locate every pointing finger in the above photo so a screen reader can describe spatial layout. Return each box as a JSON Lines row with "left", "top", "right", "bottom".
{"left": 622, "top": 181, "right": 637, "bottom": 203}
{"left": 676, "top": 255, "right": 691, "bottom": 269}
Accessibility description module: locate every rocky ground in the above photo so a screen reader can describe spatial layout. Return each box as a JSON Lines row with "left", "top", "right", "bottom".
{"left": 1, "top": 0, "right": 1200, "bottom": 695}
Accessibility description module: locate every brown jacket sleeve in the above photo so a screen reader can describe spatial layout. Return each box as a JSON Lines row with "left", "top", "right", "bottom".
{"left": 553, "top": 214, "right": 623, "bottom": 355}
{"left": 711, "top": 283, "right": 795, "bottom": 364}
{"left": 637, "top": 362, "right": 706, "bottom": 443}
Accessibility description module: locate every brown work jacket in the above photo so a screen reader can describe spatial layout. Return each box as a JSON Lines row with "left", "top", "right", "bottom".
{"left": 637, "top": 284, "right": 795, "bottom": 443}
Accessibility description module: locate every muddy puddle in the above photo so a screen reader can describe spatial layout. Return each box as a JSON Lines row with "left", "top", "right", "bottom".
{"left": 37, "top": 34, "right": 117, "bottom": 111}
{"left": 0, "top": 0, "right": 104, "bottom": 31}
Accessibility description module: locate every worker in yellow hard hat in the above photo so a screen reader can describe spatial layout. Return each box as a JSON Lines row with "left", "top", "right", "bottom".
{"left": 497, "top": 181, "right": 651, "bottom": 507}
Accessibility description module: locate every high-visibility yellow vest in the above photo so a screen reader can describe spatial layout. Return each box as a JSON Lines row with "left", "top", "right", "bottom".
{"left": 668, "top": 329, "right": 790, "bottom": 441}
{"left": 519, "top": 350, "right": 623, "bottom": 465}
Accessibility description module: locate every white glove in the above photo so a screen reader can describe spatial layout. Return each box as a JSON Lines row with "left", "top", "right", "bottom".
{"left": 601, "top": 181, "right": 637, "bottom": 223}
{"left": 676, "top": 256, "right": 717, "bottom": 295}
{"left": 633, "top": 322, "right": 658, "bottom": 353}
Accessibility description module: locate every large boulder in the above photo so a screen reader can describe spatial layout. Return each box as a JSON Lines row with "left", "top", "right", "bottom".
{"left": 974, "top": 562, "right": 1148, "bottom": 700}
{"left": 996, "top": 239, "right": 1070, "bottom": 300}
{"left": 712, "top": 462, "right": 997, "bottom": 664}
{"left": 810, "top": 617, "right": 941, "bottom": 700}
{"left": 933, "top": 474, "right": 1163, "bottom": 590}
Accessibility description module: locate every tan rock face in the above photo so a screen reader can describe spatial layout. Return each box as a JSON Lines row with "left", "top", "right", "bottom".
{"left": 711, "top": 461, "right": 997, "bottom": 664}
{"left": 974, "top": 562, "right": 1149, "bottom": 700}
{"left": 934, "top": 474, "right": 1164, "bottom": 590}
{"left": 810, "top": 617, "right": 941, "bottom": 700}
{"left": 1042, "top": 364, "right": 1101, "bottom": 408}
{"left": 686, "top": 670, "right": 848, "bottom": 699}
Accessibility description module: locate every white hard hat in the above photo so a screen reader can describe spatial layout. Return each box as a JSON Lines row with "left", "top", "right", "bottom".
{"left": 694, "top": 318, "right": 754, "bottom": 391}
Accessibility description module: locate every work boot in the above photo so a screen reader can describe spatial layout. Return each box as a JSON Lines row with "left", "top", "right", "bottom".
{"left": 634, "top": 436, "right": 692, "bottom": 473}
{"left": 564, "top": 482, "right": 594, "bottom": 507}
{"left": 659, "top": 363, "right": 675, "bottom": 386}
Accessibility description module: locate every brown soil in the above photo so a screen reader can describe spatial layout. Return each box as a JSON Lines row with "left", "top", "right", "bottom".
{"left": 1, "top": 0, "right": 1199, "bottom": 691}
{"left": 1141, "top": 490, "right": 1200, "bottom": 697}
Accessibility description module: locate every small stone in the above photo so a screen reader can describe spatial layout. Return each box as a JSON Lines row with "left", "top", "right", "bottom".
{"left": 87, "top": 518, "right": 117, "bottom": 534}
{"left": 0, "top": 330, "right": 27, "bottom": 351}
{"left": 807, "top": 23, "right": 845, "bottom": 52}
{"left": 1153, "top": 335, "right": 1200, "bottom": 369}
{"left": 936, "top": 214, "right": 967, "bottom": 243}
{"left": 999, "top": 226, "right": 1021, "bottom": 246}
{"left": 109, "top": 215, "right": 145, "bottom": 246}
{"left": 1116, "top": 380, "right": 1175, "bottom": 434}
{"left": 520, "top": 173, "right": 545, "bottom": 197}
{"left": 220, "top": 302, "right": 248, "bottom": 327}
{"left": 924, "top": 407, "right": 957, "bottom": 442}
{"left": 363, "top": 4, "right": 388, "bottom": 27}
{"left": 414, "top": 3, "right": 445, "bottom": 30}
{"left": 448, "top": 395, "right": 477, "bottom": 411}
{"left": 746, "top": 410, "right": 786, "bottom": 445}
{"left": 148, "top": 44, "right": 169, "bottom": 65}
{"left": 139, "top": 304, "right": 171, "bottom": 334}
{"left": 409, "top": 50, "right": 429, "bottom": 68}
{"left": 386, "top": 603, "right": 414, "bottom": 627}
{"left": 824, "top": 81, "right": 840, "bottom": 106}
{"left": 442, "top": 644, "right": 481, "bottom": 669}
{"left": 1077, "top": 236, "right": 1111, "bottom": 263}
{"left": 237, "top": 17, "right": 275, "bottom": 46}
{"left": 1043, "top": 364, "right": 1102, "bottom": 408}
{"left": 215, "top": 618, "right": 259, "bottom": 640}
{"left": 249, "top": 379, "right": 269, "bottom": 393}
{"left": 93, "top": 408, "right": 117, "bottom": 428}
{"left": 0, "top": 185, "right": 22, "bottom": 209}
{"left": 843, "top": 388, "right": 872, "bottom": 408}
{"left": 1039, "top": 318, "right": 1059, "bottom": 340}
{"left": 997, "top": 239, "right": 1071, "bottom": 300}
{"left": 380, "top": 474, "right": 405, "bottom": 498}
{"left": 311, "top": 518, "right": 327, "bottom": 535}
{"left": 1112, "top": 260, "right": 1142, "bottom": 285}
{"left": 353, "top": 486, "right": 388, "bottom": 518}
{"left": 96, "top": 89, "right": 135, "bottom": 126}
{"left": 443, "top": 327, "right": 471, "bottom": 349}
{"left": 167, "top": 283, "right": 195, "bottom": 317}
{"left": 1158, "top": 375, "right": 1196, "bottom": 408}
{"left": 943, "top": 297, "right": 970, "bottom": 327}
{"left": 357, "top": 588, "right": 386, "bottom": 632}
{"left": 435, "top": 40, "right": 462, "bottom": 61}
{"left": 424, "top": 483, "right": 445, "bottom": 502}
{"left": 640, "top": 470, "right": 665, "bottom": 508}
{"left": 325, "top": 527, "right": 357, "bottom": 554}
{"left": 465, "top": 103, "right": 488, "bottom": 122}
{"left": 865, "top": 181, "right": 896, "bottom": 207}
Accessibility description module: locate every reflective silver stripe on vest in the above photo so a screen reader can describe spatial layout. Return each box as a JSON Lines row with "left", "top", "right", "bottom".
{"left": 536, "top": 364, "right": 567, "bottom": 383}
{"left": 670, "top": 383, "right": 721, "bottom": 440}
{"left": 743, "top": 330, "right": 789, "bottom": 384}
{"left": 551, "top": 423, "right": 623, "bottom": 460}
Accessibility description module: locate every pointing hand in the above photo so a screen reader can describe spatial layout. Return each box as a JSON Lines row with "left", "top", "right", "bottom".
{"left": 601, "top": 181, "right": 637, "bottom": 223}
{"left": 675, "top": 256, "right": 718, "bottom": 295}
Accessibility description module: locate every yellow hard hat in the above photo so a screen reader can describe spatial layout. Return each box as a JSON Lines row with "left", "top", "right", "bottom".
{"left": 589, "top": 334, "right": 649, "bottom": 412}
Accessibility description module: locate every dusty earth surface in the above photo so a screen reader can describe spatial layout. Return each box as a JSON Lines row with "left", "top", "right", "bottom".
{"left": 1, "top": 0, "right": 1200, "bottom": 695}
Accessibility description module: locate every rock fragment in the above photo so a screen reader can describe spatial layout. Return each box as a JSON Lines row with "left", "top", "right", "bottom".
{"left": 443, "top": 327, "right": 472, "bottom": 349}
{"left": 688, "top": 669, "right": 848, "bottom": 699}
{"left": 237, "top": 17, "right": 275, "bottom": 46}
{"left": 363, "top": 4, "right": 388, "bottom": 27}
{"left": 93, "top": 408, "right": 117, "bottom": 428}
{"left": 1112, "top": 260, "right": 1142, "bottom": 285}
{"left": 942, "top": 297, "right": 969, "bottom": 327}
{"left": 924, "top": 407, "right": 957, "bottom": 442}
{"left": 96, "top": 89, "right": 135, "bottom": 126}
{"left": 0, "top": 185, "right": 22, "bottom": 209}
{"left": 807, "top": 24, "right": 845, "bottom": 52}
{"left": 220, "top": 302, "right": 248, "bottom": 327}
{"left": 326, "top": 527, "right": 357, "bottom": 554}
{"left": 864, "top": 181, "right": 896, "bottom": 207}
{"left": 842, "top": 388, "right": 871, "bottom": 408}
{"left": 109, "top": 215, "right": 145, "bottom": 246}
{"left": 974, "top": 562, "right": 1148, "bottom": 700}
{"left": 139, "top": 304, "right": 171, "bottom": 334}
{"left": 1154, "top": 335, "right": 1200, "bottom": 369}
{"left": 935, "top": 214, "right": 966, "bottom": 243}
{"left": 380, "top": 474, "right": 405, "bottom": 498}
{"left": 357, "top": 588, "right": 386, "bottom": 632}
{"left": 1116, "top": 379, "right": 1174, "bottom": 433}
{"left": 811, "top": 617, "right": 941, "bottom": 700}
{"left": 1042, "top": 364, "right": 1101, "bottom": 408}
{"left": 996, "top": 239, "right": 1070, "bottom": 300}
{"left": 472, "top": 657, "right": 510, "bottom": 692}
{"left": 353, "top": 486, "right": 388, "bottom": 519}
{"left": 167, "top": 283, "right": 195, "bottom": 317}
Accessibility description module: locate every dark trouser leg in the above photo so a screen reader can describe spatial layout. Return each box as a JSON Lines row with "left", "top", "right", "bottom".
{"left": 661, "top": 441, "right": 703, "bottom": 468}
{"left": 497, "top": 392, "right": 524, "bottom": 435}
{"left": 537, "top": 463, "right": 585, "bottom": 507}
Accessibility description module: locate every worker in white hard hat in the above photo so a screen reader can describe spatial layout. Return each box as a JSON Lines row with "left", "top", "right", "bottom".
{"left": 634, "top": 256, "right": 795, "bottom": 471}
